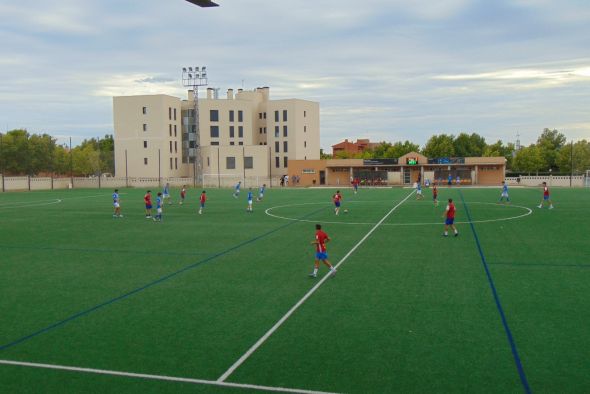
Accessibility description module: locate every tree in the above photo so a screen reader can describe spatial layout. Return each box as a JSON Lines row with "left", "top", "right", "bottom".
{"left": 556, "top": 140, "right": 590, "bottom": 173}
{"left": 72, "top": 144, "right": 100, "bottom": 176}
{"left": 422, "top": 134, "right": 455, "bottom": 158}
{"left": 386, "top": 140, "right": 420, "bottom": 158}
{"left": 453, "top": 132, "right": 486, "bottom": 157}
{"left": 512, "top": 145, "right": 545, "bottom": 173}
{"left": 483, "top": 140, "right": 516, "bottom": 170}
{"left": 536, "top": 128, "right": 566, "bottom": 171}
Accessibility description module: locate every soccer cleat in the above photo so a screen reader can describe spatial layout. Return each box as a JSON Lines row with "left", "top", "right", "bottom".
{"left": 454, "top": 233, "right": 459, "bottom": 237}
{"left": 538, "top": 205, "right": 542, "bottom": 208}
{"left": 549, "top": 205, "right": 554, "bottom": 209}
{"left": 308, "top": 273, "right": 317, "bottom": 278}
{"left": 443, "top": 233, "right": 448, "bottom": 237}
{"left": 330, "top": 269, "right": 337, "bottom": 276}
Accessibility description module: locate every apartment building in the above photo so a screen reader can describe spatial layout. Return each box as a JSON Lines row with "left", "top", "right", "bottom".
{"left": 113, "top": 87, "right": 319, "bottom": 183}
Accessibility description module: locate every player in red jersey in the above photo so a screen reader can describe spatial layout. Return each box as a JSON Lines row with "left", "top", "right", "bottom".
{"left": 432, "top": 183, "right": 439, "bottom": 207}
{"left": 538, "top": 181, "right": 554, "bottom": 209}
{"left": 198, "top": 191, "right": 206, "bottom": 214}
{"left": 332, "top": 190, "right": 342, "bottom": 215}
{"left": 442, "top": 198, "right": 458, "bottom": 237}
{"left": 144, "top": 190, "right": 153, "bottom": 219}
{"left": 309, "top": 224, "right": 337, "bottom": 278}
{"left": 179, "top": 185, "right": 187, "bottom": 205}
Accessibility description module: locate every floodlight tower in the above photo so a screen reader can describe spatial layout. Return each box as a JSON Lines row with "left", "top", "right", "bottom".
{"left": 182, "top": 66, "right": 208, "bottom": 185}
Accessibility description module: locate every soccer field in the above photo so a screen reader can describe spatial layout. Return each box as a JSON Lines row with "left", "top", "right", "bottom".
{"left": 1, "top": 186, "right": 589, "bottom": 393}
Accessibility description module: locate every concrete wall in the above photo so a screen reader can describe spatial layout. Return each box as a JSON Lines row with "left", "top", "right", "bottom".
{"left": 506, "top": 175, "right": 585, "bottom": 187}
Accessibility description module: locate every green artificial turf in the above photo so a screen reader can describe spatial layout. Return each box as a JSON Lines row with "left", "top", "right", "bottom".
{"left": 0, "top": 186, "right": 589, "bottom": 393}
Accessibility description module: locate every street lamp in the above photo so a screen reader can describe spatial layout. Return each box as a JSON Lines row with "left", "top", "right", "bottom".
{"left": 182, "top": 66, "right": 209, "bottom": 186}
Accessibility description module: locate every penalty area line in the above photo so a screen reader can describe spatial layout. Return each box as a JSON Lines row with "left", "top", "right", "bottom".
{"left": 0, "top": 359, "right": 339, "bottom": 394}
{"left": 217, "top": 190, "right": 416, "bottom": 383}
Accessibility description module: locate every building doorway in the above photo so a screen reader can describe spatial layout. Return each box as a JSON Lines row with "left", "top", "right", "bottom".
{"left": 319, "top": 171, "right": 326, "bottom": 185}
{"left": 403, "top": 167, "right": 412, "bottom": 185}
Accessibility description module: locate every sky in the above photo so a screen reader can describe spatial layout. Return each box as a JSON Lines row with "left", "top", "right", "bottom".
{"left": 0, "top": 0, "right": 589, "bottom": 151}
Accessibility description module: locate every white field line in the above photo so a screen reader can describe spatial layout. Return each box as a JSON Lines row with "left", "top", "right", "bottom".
{"left": 217, "top": 190, "right": 416, "bottom": 383}
{"left": 0, "top": 359, "right": 340, "bottom": 394}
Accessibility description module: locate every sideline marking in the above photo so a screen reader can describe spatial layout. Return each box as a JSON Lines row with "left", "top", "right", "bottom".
{"left": 265, "top": 201, "right": 532, "bottom": 226}
{"left": 0, "top": 359, "right": 339, "bottom": 394}
{"left": 217, "top": 190, "right": 416, "bottom": 382}
{"left": 0, "top": 206, "right": 326, "bottom": 352}
{"left": 459, "top": 191, "right": 531, "bottom": 394}
{"left": 0, "top": 199, "right": 62, "bottom": 209}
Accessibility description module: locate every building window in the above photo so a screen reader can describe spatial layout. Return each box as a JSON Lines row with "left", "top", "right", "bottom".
{"left": 229, "top": 110, "right": 234, "bottom": 122}
{"left": 142, "top": 106, "right": 147, "bottom": 115}
{"left": 239, "top": 141, "right": 243, "bottom": 145}
{"left": 143, "top": 141, "right": 147, "bottom": 148}
{"left": 229, "top": 126, "right": 235, "bottom": 138}
{"left": 283, "top": 110, "right": 288, "bottom": 121}
{"left": 175, "top": 158, "right": 178, "bottom": 169}
{"left": 238, "top": 110, "right": 243, "bottom": 122}
{"left": 226, "top": 156, "right": 236, "bottom": 169}
{"left": 207, "top": 157, "right": 210, "bottom": 167}
{"left": 169, "top": 124, "right": 172, "bottom": 136}
{"left": 230, "top": 142, "right": 235, "bottom": 145}
{"left": 275, "top": 157, "right": 280, "bottom": 168}
{"left": 284, "top": 156, "right": 288, "bottom": 168}
{"left": 304, "top": 141, "right": 307, "bottom": 148}
{"left": 275, "top": 126, "right": 279, "bottom": 138}
{"left": 259, "top": 127, "right": 262, "bottom": 134}
{"left": 304, "top": 126, "right": 307, "bottom": 132}
{"left": 174, "top": 141, "right": 177, "bottom": 153}
{"left": 238, "top": 126, "right": 243, "bottom": 138}
{"left": 210, "top": 109, "right": 219, "bottom": 122}
{"left": 283, "top": 141, "right": 288, "bottom": 152}
{"left": 211, "top": 141, "right": 219, "bottom": 146}
{"left": 259, "top": 113, "right": 262, "bottom": 119}
{"left": 210, "top": 125, "right": 219, "bottom": 138}
{"left": 275, "top": 141, "right": 280, "bottom": 153}
{"left": 245, "top": 156, "right": 253, "bottom": 169}
{"left": 169, "top": 107, "right": 172, "bottom": 120}
{"left": 143, "top": 124, "right": 147, "bottom": 132}
{"left": 264, "top": 127, "right": 267, "bottom": 134}
{"left": 274, "top": 111, "right": 279, "bottom": 122}
{"left": 283, "top": 125, "right": 288, "bottom": 137}
{"left": 144, "top": 158, "right": 148, "bottom": 165}
{"left": 169, "top": 141, "right": 173, "bottom": 153}
{"left": 174, "top": 125, "right": 177, "bottom": 136}
{"left": 263, "top": 112, "right": 267, "bottom": 119}
{"left": 304, "top": 110, "right": 306, "bottom": 117}
{"left": 174, "top": 108, "right": 177, "bottom": 120}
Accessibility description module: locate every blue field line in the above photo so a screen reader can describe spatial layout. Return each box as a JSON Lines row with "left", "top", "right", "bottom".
{"left": 0, "top": 206, "right": 328, "bottom": 353}
{"left": 459, "top": 190, "right": 532, "bottom": 394}
{"left": 0, "top": 244, "right": 211, "bottom": 258}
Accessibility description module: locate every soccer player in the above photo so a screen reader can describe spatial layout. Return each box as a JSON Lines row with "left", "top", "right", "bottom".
{"left": 499, "top": 181, "right": 510, "bottom": 204}
{"left": 352, "top": 177, "right": 359, "bottom": 194}
{"left": 432, "top": 183, "right": 439, "bottom": 207}
{"left": 257, "top": 184, "right": 266, "bottom": 201}
{"left": 233, "top": 181, "right": 241, "bottom": 198}
{"left": 179, "top": 185, "right": 187, "bottom": 205}
{"left": 333, "top": 190, "right": 342, "bottom": 215}
{"left": 309, "top": 224, "right": 337, "bottom": 278}
{"left": 538, "top": 181, "right": 554, "bottom": 209}
{"left": 246, "top": 188, "right": 253, "bottom": 212}
{"left": 456, "top": 175, "right": 461, "bottom": 186}
{"left": 447, "top": 174, "right": 453, "bottom": 186}
{"left": 163, "top": 183, "right": 172, "bottom": 205}
{"left": 112, "top": 189, "right": 122, "bottom": 218}
{"left": 416, "top": 182, "right": 424, "bottom": 200}
{"left": 153, "top": 192, "right": 163, "bottom": 222}
{"left": 442, "top": 198, "right": 458, "bottom": 237}
{"left": 144, "top": 190, "right": 152, "bottom": 218}
{"left": 199, "top": 190, "right": 206, "bottom": 214}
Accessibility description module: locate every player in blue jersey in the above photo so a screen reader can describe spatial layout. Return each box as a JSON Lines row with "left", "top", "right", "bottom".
{"left": 153, "top": 192, "right": 163, "bottom": 222}
{"left": 499, "top": 181, "right": 510, "bottom": 204}
{"left": 416, "top": 182, "right": 424, "bottom": 200}
{"left": 163, "top": 183, "right": 172, "bottom": 205}
{"left": 257, "top": 184, "right": 266, "bottom": 201}
{"left": 246, "top": 188, "right": 253, "bottom": 212}
{"left": 112, "top": 189, "right": 122, "bottom": 218}
{"left": 233, "top": 181, "right": 242, "bottom": 198}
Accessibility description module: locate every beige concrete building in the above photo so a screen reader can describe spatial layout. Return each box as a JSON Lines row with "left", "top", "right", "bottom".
{"left": 113, "top": 87, "right": 319, "bottom": 184}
